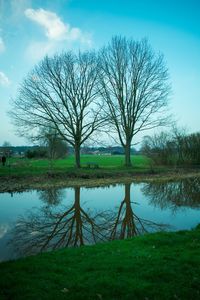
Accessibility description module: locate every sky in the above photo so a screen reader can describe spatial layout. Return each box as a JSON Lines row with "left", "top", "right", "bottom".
{"left": 0, "top": 0, "right": 200, "bottom": 146}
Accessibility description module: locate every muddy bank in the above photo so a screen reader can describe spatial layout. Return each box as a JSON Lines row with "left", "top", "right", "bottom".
{"left": 0, "top": 170, "right": 200, "bottom": 193}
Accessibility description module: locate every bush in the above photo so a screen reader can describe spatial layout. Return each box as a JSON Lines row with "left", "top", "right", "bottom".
{"left": 26, "top": 147, "right": 48, "bottom": 159}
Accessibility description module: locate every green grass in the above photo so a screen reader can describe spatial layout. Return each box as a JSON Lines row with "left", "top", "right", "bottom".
{"left": 0, "top": 228, "right": 200, "bottom": 299}
{"left": 0, "top": 155, "right": 152, "bottom": 177}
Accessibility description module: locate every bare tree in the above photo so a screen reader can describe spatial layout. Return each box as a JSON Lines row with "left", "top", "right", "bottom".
{"left": 10, "top": 51, "right": 102, "bottom": 168}
{"left": 99, "top": 36, "right": 171, "bottom": 167}
{"left": 171, "top": 125, "right": 187, "bottom": 165}
{"left": 39, "top": 127, "right": 68, "bottom": 160}
{"left": 141, "top": 131, "right": 173, "bottom": 165}
{"left": 182, "top": 132, "right": 200, "bottom": 164}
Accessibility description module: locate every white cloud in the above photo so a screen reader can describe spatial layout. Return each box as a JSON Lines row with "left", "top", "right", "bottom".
{"left": 25, "top": 8, "right": 67, "bottom": 40}
{"left": 0, "top": 71, "right": 10, "bottom": 86}
{"left": 0, "top": 36, "right": 5, "bottom": 53}
{"left": 24, "top": 8, "right": 91, "bottom": 44}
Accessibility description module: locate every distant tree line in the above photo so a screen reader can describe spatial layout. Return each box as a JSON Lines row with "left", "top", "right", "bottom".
{"left": 1, "top": 134, "right": 68, "bottom": 160}
{"left": 0, "top": 142, "right": 138, "bottom": 159}
{"left": 10, "top": 36, "right": 171, "bottom": 168}
{"left": 141, "top": 128, "right": 200, "bottom": 166}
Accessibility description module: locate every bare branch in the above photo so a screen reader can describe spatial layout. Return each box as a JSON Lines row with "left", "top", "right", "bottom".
{"left": 99, "top": 36, "right": 171, "bottom": 166}
{"left": 10, "top": 51, "right": 102, "bottom": 168}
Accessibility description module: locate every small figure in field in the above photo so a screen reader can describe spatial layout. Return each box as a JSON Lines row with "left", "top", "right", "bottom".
{"left": 2, "top": 155, "right": 6, "bottom": 166}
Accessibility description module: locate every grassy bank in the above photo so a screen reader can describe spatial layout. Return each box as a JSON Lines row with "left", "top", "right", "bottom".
{"left": 1, "top": 228, "right": 200, "bottom": 300}
{"left": 0, "top": 155, "right": 199, "bottom": 192}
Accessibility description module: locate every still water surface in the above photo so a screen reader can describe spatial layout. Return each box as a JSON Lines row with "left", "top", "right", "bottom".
{"left": 0, "top": 177, "right": 200, "bottom": 262}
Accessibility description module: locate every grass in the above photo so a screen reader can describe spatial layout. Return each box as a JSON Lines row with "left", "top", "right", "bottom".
{"left": 0, "top": 155, "right": 152, "bottom": 177}
{"left": 0, "top": 227, "right": 200, "bottom": 299}
{"left": 0, "top": 154, "right": 200, "bottom": 193}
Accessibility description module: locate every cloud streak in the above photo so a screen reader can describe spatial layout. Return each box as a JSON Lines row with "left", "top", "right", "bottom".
{"left": 0, "top": 71, "right": 10, "bottom": 86}
{"left": 24, "top": 8, "right": 91, "bottom": 44}
{"left": 0, "top": 224, "right": 9, "bottom": 239}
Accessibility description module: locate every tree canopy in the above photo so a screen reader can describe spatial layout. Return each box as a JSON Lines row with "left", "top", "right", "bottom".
{"left": 10, "top": 36, "right": 171, "bottom": 167}
{"left": 99, "top": 36, "right": 170, "bottom": 166}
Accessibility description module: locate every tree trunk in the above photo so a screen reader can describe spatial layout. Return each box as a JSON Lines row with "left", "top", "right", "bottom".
{"left": 124, "top": 184, "right": 131, "bottom": 202}
{"left": 74, "top": 144, "right": 81, "bottom": 168}
{"left": 74, "top": 187, "right": 80, "bottom": 205}
{"left": 124, "top": 143, "right": 132, "bottom": 167}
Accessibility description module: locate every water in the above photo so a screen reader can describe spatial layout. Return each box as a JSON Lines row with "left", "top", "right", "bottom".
{"left": 0, "top": 177, "right": 200, "bottom": 262}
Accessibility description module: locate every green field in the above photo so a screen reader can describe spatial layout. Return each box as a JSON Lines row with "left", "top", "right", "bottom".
{"left": 0, "top": 155, "right": 151, "bottom": 177}
{"left": 0, "top": 227, "right": 200, "bottom": 300}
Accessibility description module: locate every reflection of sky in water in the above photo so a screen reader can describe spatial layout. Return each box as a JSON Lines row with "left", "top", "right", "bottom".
{"left": 0, "top": 224, "right": 9, "bottom": 239}
{"left": 0, "top": 184, "right": 200, "bottom": 230}
{"left": 0, "top": 191, "right": 43, "bottom": 223}
{"left": 0, "top": 181, "right": 200, "bottom": 262}
{"left": 137, "top": 193, "right": 200, "bottom": 231}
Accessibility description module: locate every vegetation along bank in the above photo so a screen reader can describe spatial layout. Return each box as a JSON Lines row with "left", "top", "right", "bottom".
{"left": 0, "top": 155, "right": 200, "bottom": 192}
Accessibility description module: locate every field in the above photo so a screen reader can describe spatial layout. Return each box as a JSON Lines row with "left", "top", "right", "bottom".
{"left": 1, "top": 154, "right": 199, "bottom": 193}
{"left": 0, "top": 227, "right": 200, "bottom": 300}
{"left": 0, "top": 155, "right": 151, "bottom": 177}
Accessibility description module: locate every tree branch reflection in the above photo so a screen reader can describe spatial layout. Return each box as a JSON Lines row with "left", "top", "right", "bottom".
{"left": 38, "top": 188, "right": 64, "bottom": 206}
{"left": 142, "top": 177, "right": 200, "bottom": 211}
{"left": 10, "top": 187, "right": 108, "bottom": 256}
{"left": 109, "top": 184, "right": 167, "bottom": 240}
{"left": 10, "top": 184, "right": 167, "bottom": 258}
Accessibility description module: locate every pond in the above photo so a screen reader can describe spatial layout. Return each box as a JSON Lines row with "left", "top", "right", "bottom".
{"left": 0, "top": 177, "right": 200, "bottom": 262}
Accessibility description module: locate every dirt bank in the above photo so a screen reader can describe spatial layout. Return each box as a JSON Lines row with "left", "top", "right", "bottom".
{"left": 0, "top": 170, "right": 200, "bottom": 193}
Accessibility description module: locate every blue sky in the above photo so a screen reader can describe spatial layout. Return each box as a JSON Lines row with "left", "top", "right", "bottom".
{"left": 0, "top": 0, "right": 200, "bottom": 146}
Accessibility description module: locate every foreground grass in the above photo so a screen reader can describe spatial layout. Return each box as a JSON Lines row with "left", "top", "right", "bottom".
{"left": 1, "top": 228, "right": 200, "bottom": 300}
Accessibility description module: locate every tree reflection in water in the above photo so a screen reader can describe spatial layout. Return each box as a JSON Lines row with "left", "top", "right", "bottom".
{"left": 38, "top": 188, "right": 64, "bottom": 206}
{"left": 109, "top": 184, "right": 167, "bottom": 240}
{"left": 10, "top": 184, "right": 167, "bottom": 257}
{"left": 10, "top": 187, "right": 108, "bottom": 256}
{"left": 142, "top": 177, "right": 200, "bottom": 212}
